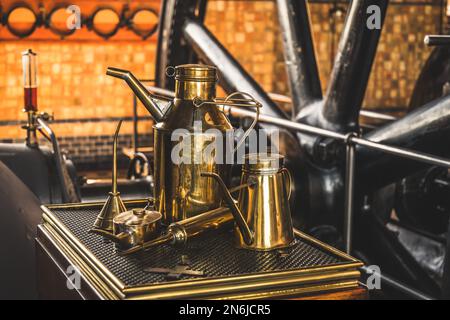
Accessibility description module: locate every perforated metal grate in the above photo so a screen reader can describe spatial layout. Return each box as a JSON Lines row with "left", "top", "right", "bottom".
{"left": 49, "top": 204, "right": 344, "bottom": 287}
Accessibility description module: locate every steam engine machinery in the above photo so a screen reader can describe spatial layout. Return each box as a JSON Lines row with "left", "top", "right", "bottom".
{"left": 0, "top": 0, "right": 449, "bottom": 300}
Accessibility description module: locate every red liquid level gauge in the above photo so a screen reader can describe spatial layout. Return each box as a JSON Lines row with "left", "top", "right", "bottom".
{"left": 22, "top": 49, "right": 38, "bottom": 112}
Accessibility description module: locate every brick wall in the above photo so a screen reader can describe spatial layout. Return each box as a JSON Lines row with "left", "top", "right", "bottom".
{"left": 0, "top": 41, "right": 155, "bottom": 138}
{"left": 0, "top": 0, "right": 445, "bottom": 168}
{"left": 205, "top": 0, "right": 279, "bottom": 93}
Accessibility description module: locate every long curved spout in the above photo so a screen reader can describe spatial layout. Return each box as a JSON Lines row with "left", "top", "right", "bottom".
{"left": 200, "top": 172, "right": 254, "bottom": 246}
{"left": 106, "top": 67, "right": 164, "bottom": 122}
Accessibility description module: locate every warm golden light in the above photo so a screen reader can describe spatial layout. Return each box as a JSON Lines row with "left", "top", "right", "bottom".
{"left": 49, "top": 8, "right": 73, "bottom": 33}
{"left": 92, "top": 8, "right": 120, "bottom": 35}
{"left": 132, "top": 9, "right": 158, "bottom": 33}
{"left": 7, "top": 7, "right": 36, "bottom": 33}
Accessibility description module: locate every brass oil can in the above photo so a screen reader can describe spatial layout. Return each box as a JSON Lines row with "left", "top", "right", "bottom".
{"left": 107, "top": 64, "right": 259, "bottom": 224}
{"left": 153, "top": 65, "right": 232, "bottom": 223}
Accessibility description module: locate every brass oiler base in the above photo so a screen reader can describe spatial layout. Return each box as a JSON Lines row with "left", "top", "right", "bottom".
{"left": 91, "top": 192, "right": 127, "bottom": 234}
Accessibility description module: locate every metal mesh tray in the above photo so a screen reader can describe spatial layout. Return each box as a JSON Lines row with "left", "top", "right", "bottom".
{"left": 42, "top": 200, "right": 362, "bottom": 298}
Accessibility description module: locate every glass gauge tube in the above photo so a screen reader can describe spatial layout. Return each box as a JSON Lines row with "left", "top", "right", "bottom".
{"left": 22, "top": 49, "right": 38, "bottom": 112}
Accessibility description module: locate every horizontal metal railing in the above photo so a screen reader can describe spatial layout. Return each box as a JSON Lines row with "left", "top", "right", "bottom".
{"left": 221, "top": 105, "right": 450, "bottom": 169}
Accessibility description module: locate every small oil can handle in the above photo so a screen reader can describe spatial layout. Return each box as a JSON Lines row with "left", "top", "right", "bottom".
{"left": 280, "top": 168, "right": 292, "bottom": 200}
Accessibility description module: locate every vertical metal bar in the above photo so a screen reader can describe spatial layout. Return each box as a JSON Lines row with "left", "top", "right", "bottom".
{"left": 36, "top": 118, "right": 71, "bottom": 202}
{"left": 344, "top": 133, "right": 357, "bottom": 254}
{"left": 132, "top": 94, "right": 138, "bottom": 153}
{"left": 195, "top": 0, "right": 208, "bottom": 22}
{"left": 25, "top": 111, "right": 38, "bottom": 147}
{"left": 276, "top": 0, "right": 322, "bottom": 119}
{"left": 155, "top": 0, "right": 210, "bottom": 89}
{"left": 322, "top": 0, "right": 389, "bottom": 131}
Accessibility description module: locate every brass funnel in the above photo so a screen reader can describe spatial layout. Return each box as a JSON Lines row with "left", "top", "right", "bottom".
{"left": 91, "top": 120, "right": 127, "bottom": 234}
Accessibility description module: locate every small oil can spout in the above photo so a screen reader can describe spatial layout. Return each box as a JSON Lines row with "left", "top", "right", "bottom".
{"left": 106, "top": 67, "right": 164, "bottom": 122}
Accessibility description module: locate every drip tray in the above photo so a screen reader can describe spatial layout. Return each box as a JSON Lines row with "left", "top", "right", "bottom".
{"left": 40, "top": 199, "right": 363, "bottom": 299}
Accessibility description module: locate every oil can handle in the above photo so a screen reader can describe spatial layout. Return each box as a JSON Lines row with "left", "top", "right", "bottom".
{"left": 200, "top": 172, "right": 253, "bottom": 245}
{"left": 280, "top": 167, "right": 292, "bottom": 200}
{"left": 223, "top": 92, "right": 261, "bottom": 153}
{"left": 193, "top": 91, "right": 261, "bottom": 153}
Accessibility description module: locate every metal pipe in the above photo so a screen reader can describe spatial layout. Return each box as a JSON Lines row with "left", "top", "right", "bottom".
{"left": 222, "top": 105, "right": 347, "bottom": 140}
{"left": 155, "top": 0, "right": 208, "bottom": 89}
{"left": 344, "top": 134, "right": 357, "bottom": 254}
{"left": 220, "top": 105, "right": 450, "bottom": 169}
{"left": 267, "top": 91, "right": 397, "bottom": 122}
{"left": 276, "top": 0, "right": 322, "bottom": 119}
{"left": 25, "top": 111, "right": 38, "bottom": 147}
{"left": 182, "top": 19, "right": 288, "bottom": 119}
{"left": 357, "top": 94, "right": 450, "bottom": 189}
{"left": 353, "top": 136, "right": 450, "bottom": 168}
{"left": 359, "top": 110, "right": 397, "bottom": 122}
{"left": 267, "top": 92, "right": 292, "bottom": 104}
{"left": 141, "top": 86, "right": 398, "bottom": 125}
{"left": 322, "top": 0, "right": 389, "bottom": 131}
{"left": 424, "top": 35, "right": 450, "bottom": 47}
{"left": 36, "top": 118, "right": 71, "bottom": 202}
{"left": 360, "top": 266, "right": 434, "bottom": 300}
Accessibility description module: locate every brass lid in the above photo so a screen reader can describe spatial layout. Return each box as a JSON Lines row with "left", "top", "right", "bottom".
{"left": 113, "top": 208, "right": 162, "bottom": 227}
{"left": 244, "top": 153, "right": 285, "bottom": 173}
{"left": 175, "top": 64, "right": 218, "bottom": 82}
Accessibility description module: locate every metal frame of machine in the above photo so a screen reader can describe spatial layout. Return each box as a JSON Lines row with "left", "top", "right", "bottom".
{"left": 1, "top": 0, "right": 446, "bottom": 300}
